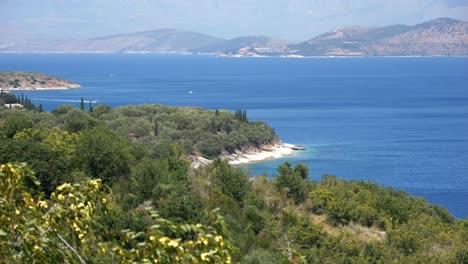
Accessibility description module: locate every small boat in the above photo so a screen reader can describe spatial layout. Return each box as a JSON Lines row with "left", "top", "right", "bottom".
{"left": 290, "top": 145, "right": 306, "bottom": 150}
{"left": 284, "top": 143, "right": 306, "bottom": 150}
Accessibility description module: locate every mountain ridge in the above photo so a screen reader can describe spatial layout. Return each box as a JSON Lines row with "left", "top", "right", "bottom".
{"left": 289, "top": 17, "right": 467, "bottom": 56}
{"left": 1, "top": 17, "right": 466, "bottom": 56}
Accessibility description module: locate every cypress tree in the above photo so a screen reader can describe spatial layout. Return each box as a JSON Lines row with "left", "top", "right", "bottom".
{"left": 29, "top": 98, "right": 35, "bottom": 110}
{"left": 215, "top": 109, "right": 219, "bottom": 116}
{"left": 89, "top": 101, "right": 93, "bottom": 113}
{"left": 21, "top": 93, "right": 24, "bottom": 104}
{"left": 38, "top": 104, "right": 43, "bottom": 112}
{"left": 17, "top": 95, "right": 20, "bottom": 104}
{"left": 80, "top": 98, "right": 85, "bottom": 111}
{"left": 235, "top": 109, "right": 241, "bottom": 121}
{"left": 24, "top": 96, "right": 29, "bottom": 109}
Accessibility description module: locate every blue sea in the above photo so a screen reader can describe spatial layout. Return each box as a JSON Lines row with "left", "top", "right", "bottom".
{"left": 1, "top": 54, "right": 467, "bottom": 218}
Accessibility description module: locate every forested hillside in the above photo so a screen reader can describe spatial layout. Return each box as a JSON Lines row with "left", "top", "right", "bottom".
{"left": 0, "top": 104, "right": 277, "bottom": 160}
{"left": 0, "top": 105, "right": 467, "bottom": 263}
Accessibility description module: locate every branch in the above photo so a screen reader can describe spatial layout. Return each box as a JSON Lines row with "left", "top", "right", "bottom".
{"left": 56, "top": 233, "right": 86, "bottom": 264}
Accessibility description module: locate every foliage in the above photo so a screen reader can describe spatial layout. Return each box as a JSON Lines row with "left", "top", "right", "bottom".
{"left": 22, "top": 95, "right": 36, "bottom": 111}
{"left": 51, "top": 105, "right": 75, "bottom": 116}
{"left": 63, "top": 108, "right": 98, "bottom": 133}
{"left": 234, "top": 109, "right": 249, "bottom": 123}
{"left": 0, "top": 90, "right": 17, "bottom": 104}
{"left": 0, "top": 162, "right": 107, "bottom": 263}
{"left": 308, "top": 175, "right": 455, "bottom": 229}
{"left": 1, "top": 103, "right": 278, "bottom": 160}
{"left": 14, "top": 127, "right": 80, "bottom": 157}
{"left": 93, "top": 104, "right": 111, "bottom": 116}
{"left": 0, "top": 113, "right": 33, "bottom": 138}
{"left": 0, "top": 104, "right": 467, "bottom": 263}
{"left": 0, "top": 139, "right": 73, "bottom": 195}
{"left": 76, "top": 126, "right": 135, "bottom": 184}
{"left": 274, "top": 162, "right": 308, "bottom": 204}
{"left": 129, "top": 151, "right": 204, "bottom": 223}
{"left": 97, "top": 104, "right": 278, "bottom": 158}
{"left": 293, "top": 163, "right": 309, "bottom": 179}
{"left": 131, "top": 155, "right": 189, "bottom": 202}
{"left": 0, "top": 162, "right": 233, "bottom": 263}
{"left": 210, "top": 159, "right": 250, "bottom": 202}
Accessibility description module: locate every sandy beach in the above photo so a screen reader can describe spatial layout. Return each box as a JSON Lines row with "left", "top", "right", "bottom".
{"left": 191, "top": 142, "right": 303, "bottom": 168}
{"left": 223, "top": 142, "right": 298, "bottom": 165}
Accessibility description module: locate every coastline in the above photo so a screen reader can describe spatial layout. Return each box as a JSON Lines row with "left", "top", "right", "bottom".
{"left": 191, "top": 142, "right": 304, "bottom": 168}
{"left": 4, "top": 85, "right": 81, "bottom": 91}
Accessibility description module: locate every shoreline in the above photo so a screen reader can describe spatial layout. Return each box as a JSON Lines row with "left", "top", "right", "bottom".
{"left": 2, "top": 52, "right": 468, "bottom": 58}
{"left": 191, "top": 142, "right": 304, "bottom": 168}
{"left": 3, "top": 85, "right": 81, "bottom": 91}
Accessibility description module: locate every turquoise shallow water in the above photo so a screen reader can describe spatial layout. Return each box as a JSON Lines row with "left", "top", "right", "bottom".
{"left": 1, "top": 54, "right": 467, "bottom": 218}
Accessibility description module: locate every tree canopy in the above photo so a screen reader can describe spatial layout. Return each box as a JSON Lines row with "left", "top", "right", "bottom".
{"left": 0, "top": 104, "right": 467, "bottom": 263}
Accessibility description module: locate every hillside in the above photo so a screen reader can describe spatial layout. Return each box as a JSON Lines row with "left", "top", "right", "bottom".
{"left": 0, "top": 104, "right": 279, "bottom": 161}
{"left": 98, "top": 104, "right": 280, "bottom": 160}
{"left": 0, "top": 29, "right": 225, "bottom": 53}
{"left": 0, "top": 72, "right": 80, "bottom": 90}
{"left": 289, "top": 18, "right": 468, "bottom": 56}
{"left": 0, "top": 102, "right": 467, "bottom": 263}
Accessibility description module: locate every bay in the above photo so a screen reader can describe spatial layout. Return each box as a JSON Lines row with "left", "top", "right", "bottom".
{"left": 1, "top": 54, "right": 467, "bottom": 218}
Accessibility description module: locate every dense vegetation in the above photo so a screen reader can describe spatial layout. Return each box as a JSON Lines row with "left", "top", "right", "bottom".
{"left": 0, "top": 105, "right": 467, "bottom": 263}
{"left": 0, "top": 103, "right": 278, "bottom": 159}
{"left": 0, "top": 90, "right": 42, "bottom": 111}
{"left": 0, "top": 90, "right": 18, "bottom": 105}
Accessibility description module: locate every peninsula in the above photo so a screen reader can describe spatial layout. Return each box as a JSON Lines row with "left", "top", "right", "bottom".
{"left": 92, "top": 104, "right": 304, "bottom": 167}
{"left": 0, "top": 72, "right": 80, "bottom": 91}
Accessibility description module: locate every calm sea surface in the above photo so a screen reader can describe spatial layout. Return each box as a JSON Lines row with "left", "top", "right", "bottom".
{"left": 1, "top": 54, "right": 467, "bottom": 218}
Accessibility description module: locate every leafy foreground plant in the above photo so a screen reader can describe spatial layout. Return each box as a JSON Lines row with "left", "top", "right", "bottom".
{"left": 0, "top": 162, "right": 232, "bottom": 263}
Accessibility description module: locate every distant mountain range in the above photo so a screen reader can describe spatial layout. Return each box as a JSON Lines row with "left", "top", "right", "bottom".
{"left": 289, "top": 18, "right": 468, "bottom": 56}
{"left": 1, "top": 18, "right": 467, "bottom": 56}
{"left": 0, "top": 29, "right": 224, "bottom": 53}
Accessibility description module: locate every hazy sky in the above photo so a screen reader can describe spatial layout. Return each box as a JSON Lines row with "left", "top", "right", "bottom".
{"left": 1, "top": 0, "right": 467, "bottom": 41}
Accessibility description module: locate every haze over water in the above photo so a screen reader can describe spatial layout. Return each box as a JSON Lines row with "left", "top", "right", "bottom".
{"left": 1, "top": 54, "right": 467, "bottom": 218}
